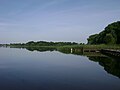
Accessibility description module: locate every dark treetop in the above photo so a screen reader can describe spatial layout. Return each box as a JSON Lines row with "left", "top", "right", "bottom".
{"left": 87, "top": 21, "right": 120, "bottom": 45}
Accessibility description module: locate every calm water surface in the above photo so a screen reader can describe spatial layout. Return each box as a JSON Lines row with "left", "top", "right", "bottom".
{"left": 0, "top": 47, "right": 120, "bottom": 90}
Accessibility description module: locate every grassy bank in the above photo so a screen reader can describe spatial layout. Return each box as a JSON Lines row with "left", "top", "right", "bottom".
{"left": 9, "top": 44, "right": 120, "bottom": 50}
{"left": 57, "top": 44, "right": 120, "bottom": 50}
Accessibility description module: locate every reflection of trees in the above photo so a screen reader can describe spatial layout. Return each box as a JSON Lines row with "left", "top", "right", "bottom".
{"left": 10, "top": 46, "right": 120, "bottom": 78}
{"left": 57, "top": 48, "right": 120, "bottom": 78}
{"left": 88, "top": 56, "right": 120, "bottom": 78}
{"left": 25, "top": 47, "right": 56, "bottom": 52}
{"left": 58, "top": 48, "right": 83, "bottom": 55}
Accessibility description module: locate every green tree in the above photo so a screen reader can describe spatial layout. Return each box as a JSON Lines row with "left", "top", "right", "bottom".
{"left": 104, "top": 33, "right": 116, "bottom": 44}
{"left": 87, "top": 21, "right": 120, "bottom": 45}
{"left": 87, "top": 34, "right": 98, "bottom": 44}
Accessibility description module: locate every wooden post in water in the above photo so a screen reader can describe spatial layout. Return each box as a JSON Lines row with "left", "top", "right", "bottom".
{"left": 71, "top": 48, "right": 73, "bottom": 53}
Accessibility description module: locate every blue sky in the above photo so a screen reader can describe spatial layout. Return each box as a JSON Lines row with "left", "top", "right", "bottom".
{"left": 0, "top": 0, "right": 120, "bottom": 43}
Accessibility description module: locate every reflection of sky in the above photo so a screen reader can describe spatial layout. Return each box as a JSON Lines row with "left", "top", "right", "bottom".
{"left": 0, "top": 0, "right": 120, "bottom": 43}
{"left": 0, "top": 48, "right": 120, "bottom": 90}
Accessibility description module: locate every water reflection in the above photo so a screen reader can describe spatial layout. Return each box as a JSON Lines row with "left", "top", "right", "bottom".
{"left": 25, "top": 46, "right": 56, "bottom": 52}
{"left": 1, "top": 47, "right": 120, "bottom": 90}
{"left": 88, "top": 56, "right": 120, "bottom": 78}
{"left": 59, "top": 48, "right": 120, "bottom": 78}
{"left": 16, "top": 46, "right": 120, "bottom": 78}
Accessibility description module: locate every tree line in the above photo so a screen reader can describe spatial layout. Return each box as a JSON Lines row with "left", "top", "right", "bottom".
{"left": 1, "top": 21, "right": 119, "bottom": 46}
{"left": 9, "top": 41, "right": 85, "bottom": 47}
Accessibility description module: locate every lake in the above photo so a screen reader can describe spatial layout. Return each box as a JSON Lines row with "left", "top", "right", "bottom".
{"left": 0, "top": 47, "right": 120, "bottom": 90}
